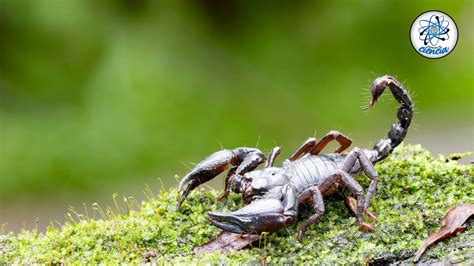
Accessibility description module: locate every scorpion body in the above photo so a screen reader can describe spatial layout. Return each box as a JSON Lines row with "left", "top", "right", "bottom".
{"left": 286, "top": 153, "right": 354, "bottom": 195}
{"left": 176, "top": 75, "right": 413, "bottom": 240}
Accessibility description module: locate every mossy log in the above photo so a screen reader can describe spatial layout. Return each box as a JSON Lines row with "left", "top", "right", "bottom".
{"left": 0, "top": 145, "right": 473, "bottom": 264}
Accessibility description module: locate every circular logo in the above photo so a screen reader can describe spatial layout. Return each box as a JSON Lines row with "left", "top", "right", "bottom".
{"left": 410, "top": 10, "right": 458, "bottom": 59}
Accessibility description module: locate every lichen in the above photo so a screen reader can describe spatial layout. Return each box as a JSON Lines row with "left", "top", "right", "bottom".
{"left": 0, "top": 144, "right": 473, "bottom": 264}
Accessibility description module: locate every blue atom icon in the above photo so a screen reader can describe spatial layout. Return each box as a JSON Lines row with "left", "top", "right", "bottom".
{"left": 418, "top": 15, "right": 450, "bottom": 46}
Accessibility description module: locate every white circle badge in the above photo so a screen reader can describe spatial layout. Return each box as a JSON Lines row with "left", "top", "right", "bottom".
{"left": 410, "top": 10, "right": 458, "bottom": 59}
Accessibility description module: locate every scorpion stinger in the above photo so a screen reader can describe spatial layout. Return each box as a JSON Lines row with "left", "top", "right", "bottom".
{"left": 176, "top": 75, "right": 413, "bottom": 242}
{"left": 368, "top": 75, "right": 413, "bottom": 163}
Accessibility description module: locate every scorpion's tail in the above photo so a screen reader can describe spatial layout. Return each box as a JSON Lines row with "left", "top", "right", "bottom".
{"left": 366, "top": 75, "right": 413, "bottom": 162}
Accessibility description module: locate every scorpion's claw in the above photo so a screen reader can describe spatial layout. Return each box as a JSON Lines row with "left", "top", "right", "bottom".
{"left": 176, "top": 150, "right": 237, "bottom": 210}
{"left": 207, "top": 199, "right": 295, "bottom": 234}
{"left": 178, "top": 150, "right": 235, "bottom": 192}
{"left": 176, "top": 147, "right": 265, "bottom": 210}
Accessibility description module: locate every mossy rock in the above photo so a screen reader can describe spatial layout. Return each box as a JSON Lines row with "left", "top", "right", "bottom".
{"left": 0, "top": 145, "right": 473, "bottom": 264}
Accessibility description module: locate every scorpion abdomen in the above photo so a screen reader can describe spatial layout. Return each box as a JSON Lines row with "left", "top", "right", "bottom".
{"left": 284, "top": 154, "right": 346, "bottom": 194}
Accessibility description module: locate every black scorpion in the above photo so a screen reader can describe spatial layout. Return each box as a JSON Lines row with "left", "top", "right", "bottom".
{"left": 176, "top": 75, "right": 413, "bottom": 240}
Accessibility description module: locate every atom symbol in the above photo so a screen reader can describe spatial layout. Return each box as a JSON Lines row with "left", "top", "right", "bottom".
{"left": 418, "top": 15, "right": 450, "bottom": 46}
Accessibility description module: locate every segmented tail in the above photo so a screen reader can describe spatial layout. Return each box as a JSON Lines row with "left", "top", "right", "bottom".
{"left": 366, "top": 75, "right": 413, "bottom": 162}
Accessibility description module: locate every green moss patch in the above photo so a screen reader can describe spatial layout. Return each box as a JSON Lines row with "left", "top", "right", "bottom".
{"left": 1, "top": 145, "right": 473, "bottom": 264}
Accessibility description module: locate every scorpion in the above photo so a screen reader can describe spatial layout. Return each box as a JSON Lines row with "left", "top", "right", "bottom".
{"left": 175, "top": 75, "right": 413, "bottom": 240}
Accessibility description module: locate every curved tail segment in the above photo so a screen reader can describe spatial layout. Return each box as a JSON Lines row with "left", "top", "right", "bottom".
{"left": 366, "top": 75, "right": 413, "bottom": 162}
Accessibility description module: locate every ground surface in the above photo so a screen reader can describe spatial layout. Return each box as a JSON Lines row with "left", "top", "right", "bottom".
{"left": 0, "top": 145, "right": 473, "bottom": 264}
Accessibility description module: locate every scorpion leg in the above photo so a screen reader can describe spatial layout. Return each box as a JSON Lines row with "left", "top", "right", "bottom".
{"left": 217, "top": 167, "right": 236, "bottom": 201}
{"left": 265, "top": 146, "right": 281, "bottom": 167}
{"left": 341, "top": 147, "right": 379, "bottom": 231}
{"left": 297, "top": 170, "right": 374, "bottom": 239}
{"left": 311, "top": 130, "right": 352, "bottom": 155}
{"left": 344, "top": 196, "right": 377, "bottom": 221}
{"left": 297, "top": 186, "right": 325, "bottom": 241}
{"left": 289, "top": 131, "right": 351, "bottom": 161}
{"left": 336, "top": 169, "right": 374, "bottom": 232}
{"left": 207, "top": 184, "right": 298, "bottom": 234}
{"left": 289, "top": 138, "right": 317, "bottom": 161}
{"left": 176, "top": 147, "right": 265, "bottom": 210}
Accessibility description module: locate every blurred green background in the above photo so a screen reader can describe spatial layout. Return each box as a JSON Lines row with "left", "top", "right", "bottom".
{"left": 0, "top": 0, "right": 472, "bottom": 232}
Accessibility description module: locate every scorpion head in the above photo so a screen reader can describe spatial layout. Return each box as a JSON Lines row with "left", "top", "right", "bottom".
{"left": 231, "top": 167, "right": 290, "bottom": 204}
{"left": 208, "top": 167, "right": 294, "bottom": 234}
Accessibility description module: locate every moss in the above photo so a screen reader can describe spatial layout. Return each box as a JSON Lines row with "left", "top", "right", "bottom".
{"left": 0, "top": 145, "right": 473, "bottom": 264}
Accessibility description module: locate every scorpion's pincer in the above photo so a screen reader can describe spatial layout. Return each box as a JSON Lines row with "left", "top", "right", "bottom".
{"left": 207, "top": 198, "right": 292, "bottom": 234}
